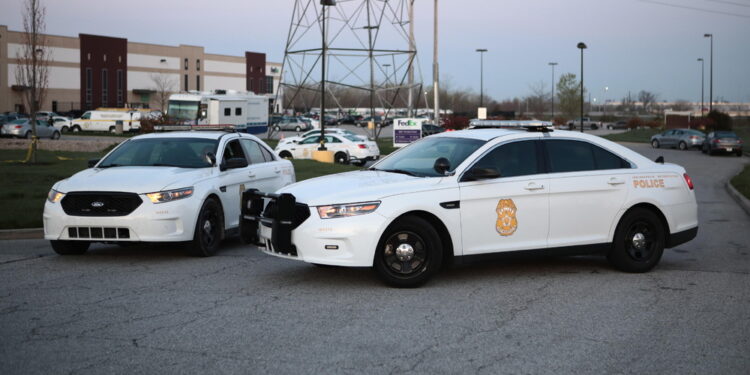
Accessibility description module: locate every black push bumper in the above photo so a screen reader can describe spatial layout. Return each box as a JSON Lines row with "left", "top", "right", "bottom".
{"left": 240, "top": 189, "right": 309, "bottom": 256}
{"left": 666, "top": 227, "right": 698, "bottom": 248}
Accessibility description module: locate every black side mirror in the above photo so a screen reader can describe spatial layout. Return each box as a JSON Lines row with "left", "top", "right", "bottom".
{"left": 221, "top": 157, "right": 248, "bottom": 171}
{"left": 462, "top": 167, "right": 501, "bottom": 182}
{"left": 655, "top": 156, "right": 664, "bottom": 164}
{"left": 88, "top": 159, "right": 100, "bottom": 168}
{"left": 433, "top": 157, "right": 451, "bottom": 175}
{"left": 205, "top": 152, "right": 216, "bottom": 166}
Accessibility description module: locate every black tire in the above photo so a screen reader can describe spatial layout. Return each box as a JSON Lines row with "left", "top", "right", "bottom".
{"left": 61, "top": 126, "right": 69, "bottom": 132}
{"left": 274, "top": 125, "right": 281, "bottom": 131}
{"left": 51, "top": 240, "right": 90, "bottom": 255}
{"left": 607, "top": 208, "right": 665, "bottom": 273}
{"left": 678, "top": 141, "right": 687, "bottom": 151}
{"left": 295, "top": 126, "right": 301, "bottom": 132}
{"left": 279, "top": 151, "right": 292, "bottom": 159}
{"left": 591, "top": 124, "right": 598, "bottom": 130}
{"left": 72, "top": 125, "right": 81, "bottom": 132}
{"left": 737, "top": 150, "right": 743, "bottom": 157}
{"left": 373, "top": 216, "right": 443, "bottom": 288}
{"left": 701, "top": 144, "right": 707, "bottom": 154}
{"left": 607, "top": 125, "right": 613, "bottom": 130}
{"left": 185, "top": 198, "right": 224, "bottom": 257}
{"left": 51, "top": 131, "right": 60, "bottom": 140}
{"left": 651, "top": 139, "right": 660, "bottom": 149}
{"left": 24, "top": 131, "right": 32, "bottom": 139}
{"left": 109, "top": 126, "right": 116, "bottom": 133}
{"left": 334, "top": 152, "right": 348, "bottom": 164}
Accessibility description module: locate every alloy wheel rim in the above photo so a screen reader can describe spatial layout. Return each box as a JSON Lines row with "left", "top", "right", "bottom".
{"left": 383, "top": 231, "right": 427, "bottom": 276}
{"left": 624, "top": 220, "right": 655, "bottom": 261}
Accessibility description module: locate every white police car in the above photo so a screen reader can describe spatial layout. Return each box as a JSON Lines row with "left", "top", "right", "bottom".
{"left": 242, "top": 125, "right": 698, "bottom": 287}
{"left": 44, "top": 130, "right": 295, "bottom": 256}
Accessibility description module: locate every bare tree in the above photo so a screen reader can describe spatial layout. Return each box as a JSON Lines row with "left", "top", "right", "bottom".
{"left": 150, "top": 73, "right": 176, "bottom": 113}
{"left": 671, "top": 100, "right": 693, "bottom": 111}
{"left": 525, "top": 80, "right": 549, "bottom": 115}
{"left": 637, "top": 90, "right": 658, "bottom": 113}
{"left": 15, "top": 0, "right": 49, "bottom": 164}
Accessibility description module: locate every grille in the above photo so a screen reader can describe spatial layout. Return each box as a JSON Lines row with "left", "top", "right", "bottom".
{"left": 61, "top": 192, "right": 142, "bottom": 217}
{"left": 261, "top": 201, "right": 310, "bottom": 229}
{"left": 68, "top": 226, "right": 130, "bottom": 239}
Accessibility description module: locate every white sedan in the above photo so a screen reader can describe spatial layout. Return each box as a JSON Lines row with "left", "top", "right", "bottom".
{"left": 44, "top": 131, "right": 295, "bottom": 257}
{"left": 278, "top": 128, "right": 367, "bottom": 147}
{"left": 244, "top": 127, "right": 699, "bottom": 287}
{"left": 275, "top": 133, "right": 380, "bottom": 165}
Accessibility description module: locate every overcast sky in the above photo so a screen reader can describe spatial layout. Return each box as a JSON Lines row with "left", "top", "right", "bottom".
{"left": 2, "top": 0, "right": 749, "bottom": 103}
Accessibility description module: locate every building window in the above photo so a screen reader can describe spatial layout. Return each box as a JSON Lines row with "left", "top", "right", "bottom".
{"left": 224, "top": 108, "right": 231, "bottom": 116}
{"left": 248, "top": 78, "right": 253, "bottom": 92}
{"left": 266, "top": 76, "right": 274, "bottom": 94}
{"left": 85, "top": 68, "right": 93, "bottom": 108}
{"left": 184, "top": 74, "right": 188, "bottom": 91}
{"left": 52, "top": 101, "right": 58, "bottom": 113}
{"left": 196, "top": 75, "right": 200, "bottom": 91}
{"left": 101, "top": 69, "right": 109, "bottom": 106}
{"left": 116, "top": 70, "right": 124, "bottom": 107}
{"left": 196, "top": 59, "right": 200, "bottom": 71}
{"left": 184, "top": 58, "right": 188, "bottom": 70}
{"left": 235, "top": 107, "right": 242, "bottom": 116}
{"left": 259, "top": 78, "right": 264, "bottom": 93}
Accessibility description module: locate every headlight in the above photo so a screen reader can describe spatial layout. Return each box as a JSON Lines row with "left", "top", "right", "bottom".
{"left": 146, "top": 187, "right": 194, "bottom": 203}
{"left": 317, "top": 201, "right": 380, "bottom": 219}
{"left": 47, "top": 189, "right": 64, "bottom": 203}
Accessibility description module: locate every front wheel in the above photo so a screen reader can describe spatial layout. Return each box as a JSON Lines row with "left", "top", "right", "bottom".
{"left": 334, "top": 152, "right": 348, "bottom": 164}
{"left": 51, "top": 131, "right": 61, "bottom": 140}
{"left": 678, "top": 141, "right": 687, "bottom": 151}
{"left": 185, "top": 198, "right": 223, "bottom": 257}
{"left": 373, "top": 216, "right": 443, "bottom": 288}
{"left": 279, "top": 151, "right": 292, "bottom": 159}
{"left": 274, "top": 125, "right": 281, "bottom": 131}
{"left": 295, "top": 126, "right": 301, "bottom": 132}
{"left": 51, "top": 240, "right": 90, "bottom": 255}
{"left": 61, "top": 126, "right": 69, "bottom": 132}
{"left": 701, "top": 144, "right": 707, "bottom": 154}
{"left": 71, "top": 125, "right": 81, "bottom": 132}
{"left": 607, "top": 208, "right": 665, "bottom": 273}
{"left": 651, "top": 139, "right": 660, "bottom": 149}
{"left": 25, "top": 131, "right": 32, "bottom": 139}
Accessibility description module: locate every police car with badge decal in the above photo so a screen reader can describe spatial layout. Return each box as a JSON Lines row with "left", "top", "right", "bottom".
{"left": 241, "top": 121, "right": 698, "bottom": 287}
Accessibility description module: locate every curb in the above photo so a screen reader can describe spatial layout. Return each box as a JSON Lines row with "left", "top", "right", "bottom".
{"left": 726, "top": 181, "right": 750, "bottom": 216}
{"left": 0, "top": 228, "right": 44, "bottom": 241}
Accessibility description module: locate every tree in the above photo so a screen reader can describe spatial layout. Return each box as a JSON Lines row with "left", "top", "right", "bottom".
{"left": 524, "top": 81, "right": 549, "bottom": 116}
{"left": 14, "top": 0, "right": 49, "bottom": 164}
{"left": 556, "top": 73, "right": 584, "bottom": 119}
{"left": 671, "top": 100, "right": 693, "bottom": 111}
{"left": 150, "top": 73, "right": 177, "bottom": 113}
{"left": 637, "top": 90, "right": 658, "bottom": 113}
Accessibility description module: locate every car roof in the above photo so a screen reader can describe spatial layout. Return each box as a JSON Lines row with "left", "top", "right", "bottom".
{"left": 132, "top": 131, "right": 241, "bottom": 140}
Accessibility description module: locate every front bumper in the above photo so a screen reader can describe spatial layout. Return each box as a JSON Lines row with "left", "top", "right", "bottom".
{"left": 43, "top": 195, "right": 201, "bottom": 242}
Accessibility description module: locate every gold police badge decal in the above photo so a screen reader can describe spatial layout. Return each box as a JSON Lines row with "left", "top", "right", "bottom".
{"left": 496, "top": 199, "right": 518, "bottom": 236}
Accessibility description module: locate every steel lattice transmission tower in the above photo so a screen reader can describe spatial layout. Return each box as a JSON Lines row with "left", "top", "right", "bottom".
{"left": 277, "top": 0, "right": 420, "bottom": 136}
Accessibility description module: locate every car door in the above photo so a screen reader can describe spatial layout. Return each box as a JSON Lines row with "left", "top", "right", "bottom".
{"left": 293, "top": 136, "right": 319, "bottom": 159}
{"left": 459, "top": 138, "right": 550, "bottom": 255}
{"left": 36, "top": 120, "right": 53, "bottom": 137}
{"left": 240, "top": 138, "right": 284, "bottom": 193}
{"left": 544, "top": 139, "right": 631, "bottom": 247}
{"left": 218, "top": 138, "right": 253, "bottom": 229}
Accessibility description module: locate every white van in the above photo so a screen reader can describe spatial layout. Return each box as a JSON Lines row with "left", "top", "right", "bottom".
{"left": 71, "top": 111, "right": 141, "bottom": 133}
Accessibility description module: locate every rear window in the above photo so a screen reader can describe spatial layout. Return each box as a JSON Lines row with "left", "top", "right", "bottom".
{"left": 715, "top": 131, "right": 738, "bottom": 138}
{"left": 545, "top": 140, "right": 629, "bottom": 172}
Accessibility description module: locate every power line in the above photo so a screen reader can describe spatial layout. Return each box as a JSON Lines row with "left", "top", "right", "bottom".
{"left": 637, "top": 0, "right": 750, "bottom": 18}
{"left": 704, "top": 0, "right": 750, "bottom": 9}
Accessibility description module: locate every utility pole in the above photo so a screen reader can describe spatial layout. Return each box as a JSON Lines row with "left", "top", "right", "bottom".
{"left": 577, "top": 42, "right": 587, "bottom": 133}
{"left": 704, "top": 33, "right": 713, "bottom": 113}
{"left": 549, "top": 62, "right": 557, "bottom": 121}
{"left": 407, "top": 0, "right": 415, "bottom": 117}
{"left": 433, "top": 0, "right": 440, "bottom": 126}
{"left": 319, "top": 0, "right": 335, "bottom": 151}
{"left": 476, "top": 49, "right": 487, "bottom": 108}
{"left": 698, "top": 58, "right": 705, "bottom": 116}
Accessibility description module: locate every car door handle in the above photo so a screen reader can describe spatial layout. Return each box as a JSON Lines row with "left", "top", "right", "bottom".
{"left": 608, "top": 177, "right": 625, "bottom": 185}
{"left": 248, "top": 173, "right": 256, "bottom": 178}
{"left": 524, "top": 182, "right": 545, "bottom": 191}
{"left": 274, "top": 169, "right": 281, "bottom": 174}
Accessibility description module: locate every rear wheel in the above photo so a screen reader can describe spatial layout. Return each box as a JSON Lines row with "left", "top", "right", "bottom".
{"left": 701, "top": 144, "right": 707, "bottom": 154}
{"left": 279, "top": 151, "right": 292, "bottom": 159}
{"left": 651, "top": 139, "right": 660, "bottom": 148}
{"left": 295, "top": 126, "right": 301, "bottom": 132}
{"left": 678, "top": 141, "right": 687, "bottom": 150}
{"left": 373, "top": 216, "right": 443, "bottom": 288}
{"left": 51, "top": 131, "right": 60, "bottom": 140}
{"left": 51, "top": 240, "right": 90, "bottom": 255}
{"left": 334, "top": 152, "right": 348, "bottom": 164}
{"left": 109, "top": 126, "right": 116, "bottom": 133}
{"left": 24, "top": 131, "right": 32, "bottom": 139}
{"left": 274, "top": 125, "right": 281, "bottom": 131}
{"left": 61, "top": 126, "right": 69, "bottom": 132}
{"left": 607, "top": 208, "right": 665, "bottom": 273}
{"left": 185, "top": 198, "right": 223, "bottom": 257}
{"left": 71, "top": 125, "right": 81, "bottom": 132}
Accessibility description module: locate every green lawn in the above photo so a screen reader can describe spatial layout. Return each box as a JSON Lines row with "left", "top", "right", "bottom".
{"left": 731, "top": 164, "right": 750, "bottom": 200}
{"left": 602, "top": 128, "right": 663, "bottom": 143}
{"left": 0, "top": 149, "right": 361, "bottom": 229}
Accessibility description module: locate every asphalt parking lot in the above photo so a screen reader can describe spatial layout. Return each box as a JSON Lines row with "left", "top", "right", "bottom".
{"left": 0, "top": 142, "right": 748, "bottom": 374}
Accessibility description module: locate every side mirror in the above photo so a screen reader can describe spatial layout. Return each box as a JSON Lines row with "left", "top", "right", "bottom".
{"left": 88, "top": 159, "right": 100, "bottom": 168}
{"left": 205, "top": 152, "right": 216, "bottom": 166}
{"left": 462, "top": 167, "right": 501, "bottom": 182}
{"left": 220, "top": 157, "right": 248, "bottom": 171}
{"left": 433, "top": 157, "right": 451, "bottom": 175}
{"left": 655, "top": 156, "right": 664, "bottom": 164}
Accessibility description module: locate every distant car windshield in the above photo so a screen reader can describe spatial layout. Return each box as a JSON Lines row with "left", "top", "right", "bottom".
{"left": 98, "top": 138, "right": 218, "bottom": 168}
{"left": 168, "top": 100, "right": 199, "bottom": 121}
{"left": 372, "top": 137, "right": 485, "bottom": 177}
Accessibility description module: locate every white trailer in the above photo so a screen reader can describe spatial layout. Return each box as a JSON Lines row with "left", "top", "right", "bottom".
{"left": 167, "top": 91, "right": 269, "bottom": 134}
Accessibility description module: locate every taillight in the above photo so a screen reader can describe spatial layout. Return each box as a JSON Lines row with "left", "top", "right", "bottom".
{"left": 713, "top": 139, "right": 720, "bottom": 143}
{"left": 683, "top": 173, "right": 694, "bottom": 190}
{"left": 14, "top": 125, "right": 22, "bottom": 129}
{"left": 690, "top": 136, "right": 698, "bottom": 140}
{"left": 357, "top": 144, "right": 367, "bottom": 149}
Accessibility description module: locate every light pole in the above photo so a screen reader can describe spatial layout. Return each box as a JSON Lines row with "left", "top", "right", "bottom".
{"left": 704, "top": 33, "right": 713, "bottom": 113}
{"left": 548, "top": 62, "right": 557, "bottom": 121}
{"left": 603, "top": 86, "right": 609, "bottom": 117}
{"left": 433, "top": 0, "right": 440, "bottom": 126}
{"left": 577, "top": 42, "right": 587, "bottom": 132}
{"left": 476, "top": 49, "right": 487, "bottom": 108}
{"left": 319, "top": 0, "right": 336, "bottom": 151}
{"left": 697, "top": 58, "right": 705, "bottom": 116}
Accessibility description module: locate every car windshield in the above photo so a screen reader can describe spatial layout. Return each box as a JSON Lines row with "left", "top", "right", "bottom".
{"left": 715, "top": 131, "right": 738, "bottom": 138}
{"left": 167, "top": 100, "right": 199, "bottom": 121}
{"left": 98, "top": 138, "right": 218, "bottom": 168}
{"left": 372, "top": 137, "right": 485, "bottom": 177}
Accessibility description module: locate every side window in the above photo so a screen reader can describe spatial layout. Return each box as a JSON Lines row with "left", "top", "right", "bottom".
{"left": 260, "top": 146, "right": 275, "bottom": 162}
{"left": 224, "top": 108, "right": 231, "bottom": 116}
{"left": 591, "top": 144, "right": 630, "bottom": 170}
{"left": 300, "top": 136, "right": 320, "bottom": 145}
{"left": 545, "top": 140, "right": 596, "bottom": 173}
{"left": 326, "top": 136, "right": 342, "bottom": 143}
{"left": 81, "top": 112, "right": 91, "bottom": 120}
{"left": 235, "top": 107, "right": 242, "bottom": 116}
{"left": 222, "top": 140, "right": 247, "bottom": 162}
{"left": 472, "top": 140, "right": 540, "bottom": 178}
{"left": 240, "top": 139, "right": 266, "bottom": 164}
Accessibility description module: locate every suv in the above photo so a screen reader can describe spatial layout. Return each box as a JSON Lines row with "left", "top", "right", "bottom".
{"left": 44, "top": 131, "right": 295, "bottom": 256}
{"left": 274, "top": 117, "right": 313, "bottom": 132}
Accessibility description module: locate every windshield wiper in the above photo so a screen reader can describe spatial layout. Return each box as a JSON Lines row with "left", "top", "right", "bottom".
{"left": 372, "top": 168, "right": 421, "bottom": 177}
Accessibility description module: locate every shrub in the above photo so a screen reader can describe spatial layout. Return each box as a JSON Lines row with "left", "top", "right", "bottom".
{"left": 443, "top": 115, "right": 469, "bottom": 130}
{"left": 707, "top": 110, "right": 732, "bottom": 131}
{"left": 627, "top": 117, "right": 644, "bottom": 129}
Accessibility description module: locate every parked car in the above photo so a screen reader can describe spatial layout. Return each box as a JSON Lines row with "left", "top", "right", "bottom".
{"left": 337, "top": 114, "right": 363, "bottom": 125}
{"left": 275, "top": 133, "right": 380, "bottom": 165}
{"left": 51, "top": 116, "right": 72, "bottom": 132}
{"left": 422, "top": 123, "right": 446, "bottom": 136}
{"left": 244, "top": 127, "right": 698, "bottom": 287}
{"left": 322, "top": 115, "right": 338, "bottom": 126}
{"left": 0, "top": 113, "right": 27, "bottom": 125}
{"left": 650, "top": 129, "right": 705, "bottom": 150}
{"left": 702, "top": 131, "right": 743, "bottom": 156}
{"left": 43, "top": 131, "right": 295, "bottom": 256}
{"left": 0, "top": 118, "right": 61, "bottom": 139}
{"left": 567, "top": 117, "right": 601, "bottom": 130}
{"left": 274, "top": 117, "right": 313, "bottom": 132}
{"left": 35, "top": 111, "right": 61, "bottom": 121}
{"left": 356, "top": 116, "right": 392, "bottom": 127}
{"left": 278, "top": 128, "right": 367, "bottom": 147}
{"left": 605, "top": 121, "right": 628, "bottom": 130}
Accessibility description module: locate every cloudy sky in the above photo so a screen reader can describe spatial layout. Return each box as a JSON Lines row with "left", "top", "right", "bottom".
{"left": 2, "top": 0, "right": 749, "bottom": 103}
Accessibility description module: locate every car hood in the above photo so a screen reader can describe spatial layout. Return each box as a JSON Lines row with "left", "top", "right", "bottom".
{"left": 54, "top": 166, "right": 213, "bottom": 194}
{"left": 277, "top": 170, "right": 446, "bottom": 206}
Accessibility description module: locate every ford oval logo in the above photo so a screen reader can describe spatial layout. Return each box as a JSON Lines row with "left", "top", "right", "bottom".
{"left": 91, "top": 201, "right": 105, "bottom": 208}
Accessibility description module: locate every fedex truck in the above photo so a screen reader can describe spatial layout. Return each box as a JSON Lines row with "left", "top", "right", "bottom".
{"left": 167, "top": 91, "right": 269, "bottom": 134}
